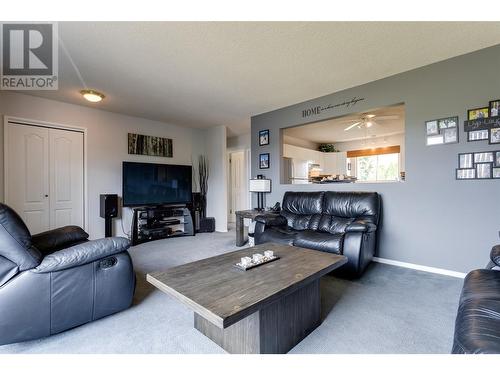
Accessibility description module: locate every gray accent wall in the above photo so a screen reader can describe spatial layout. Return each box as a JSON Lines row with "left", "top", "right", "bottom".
{"left": 251, "top": 44, "right": 500, "bottom": 273}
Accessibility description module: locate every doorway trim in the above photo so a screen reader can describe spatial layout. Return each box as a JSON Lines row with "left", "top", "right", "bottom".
{"left": 3, "top": 116, "right": 89, "bottom": 232}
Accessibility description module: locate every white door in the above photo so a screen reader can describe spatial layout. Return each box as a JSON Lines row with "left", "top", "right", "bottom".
{"left": 6, "top": 124, "right": 50, "bottom": 234}
{"left": 49, "top": 128, "right": 84, "bottom": 229}
{"left": 229, "top": 151, "right": 247, "bottom": 222}
{"left": 6, "top": 122, "right": 84, "bottom": 234}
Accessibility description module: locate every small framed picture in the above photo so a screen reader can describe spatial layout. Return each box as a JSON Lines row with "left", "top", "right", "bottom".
{"left": 458, "top": 153, "right": 473, "bottom": 169}
{"left": 493, "top": 167, "right": 500, "bottom": 179}
{"left": 426, "top": 134, "right": 444, "bottom": 146}
{"left": 489, "top": 99, "right": 500, "bottom": 117}
{"left": 259, "top": 129, "right": 269, "bottom": 146}
{"left": 426, "top": 120, "right": 439, "bottom": 135}
{"left": 476, "top": 163, "right": 492, "bottom": 179}
{"left": 468, "top": 107, "right": 489, "bottom": 120}
{"left": 456, "top": 168, "right": 476, "bottom": 180}
{"left": 496, "top": 151, "right": 500, "bottom": 167}
{"left": 489, "top": 128, "right": 500, "bottom": 144}
{"left": 443, "top": 127, "right": 458, "bottom": 144}
{"left": 259, "top": 153, "right": 270, "bottom": 169}
{"left": 438, "top": 117, "right": 457, "bottom": 129}
{"left": 468, "top": 129, "right": 489, "bottom": 142}
{"left": 474, "top": 152, "right": 494, "bottom": 163}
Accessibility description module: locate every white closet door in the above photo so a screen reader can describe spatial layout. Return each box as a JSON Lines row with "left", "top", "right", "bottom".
{"left": 49, "top": 128, "right": 84, "bottom": 229}
{"left": 6, "top": 123, "right": 50, "bottom": 234}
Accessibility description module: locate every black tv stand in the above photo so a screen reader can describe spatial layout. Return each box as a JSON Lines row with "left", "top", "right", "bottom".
{"left": 131, "top": 204, "right": 194, "bottom": 246}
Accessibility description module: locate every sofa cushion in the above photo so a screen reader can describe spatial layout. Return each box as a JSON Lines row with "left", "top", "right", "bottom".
{"left": 281, "top": 211, "right": 321, "bottom": 231}
{"left": 293, "top": 230, "right": 343, "bottom": 254}
{"left": 257, "top": 227, "right": 299, "bottom": 246}
{"left": 453, "top": 297, "right": 500, "bottom": 354}
{"left": 282, "top": 191, "right": 324, "bottom": 215}
{"left": 322, "top": 191, "right": 380, "bottom": 225}
{"left": 459, "top": 269, "right": 500, "bottom": 304}
{"left": 318, "top": 215, "right": 355, "bottom": 234}
{"left": 0, "top": 204, "right": 41, "bottom": 272}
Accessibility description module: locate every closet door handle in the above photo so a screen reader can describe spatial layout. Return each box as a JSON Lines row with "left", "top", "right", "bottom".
{"left": 44, "top": 194, "right": 49, "bottom": 197}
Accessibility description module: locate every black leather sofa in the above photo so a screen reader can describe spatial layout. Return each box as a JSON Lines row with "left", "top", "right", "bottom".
{"left": 0, "top": 203, "right": 135, "bottom": 346}
{"left": 254, "top": 191, "right": 380, "bottom": 277}
{"left": 452, "top": 244, "right": 500, "bottom": 354}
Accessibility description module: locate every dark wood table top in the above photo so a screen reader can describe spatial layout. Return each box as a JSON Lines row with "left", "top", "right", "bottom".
{"left": 234, "top": 209, "right": 279, "bottom": 219}
{"left": 147, "top": 243, "right": 347, "bottom": 328}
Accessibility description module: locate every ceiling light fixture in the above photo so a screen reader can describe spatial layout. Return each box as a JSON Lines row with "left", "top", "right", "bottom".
{"left": 80, "top": 89, "right": 105, "bottom": 103}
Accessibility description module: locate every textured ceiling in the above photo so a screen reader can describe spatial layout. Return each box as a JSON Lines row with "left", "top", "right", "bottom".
{"left": 22, "top": 22, "right": 500, "bottom": 136}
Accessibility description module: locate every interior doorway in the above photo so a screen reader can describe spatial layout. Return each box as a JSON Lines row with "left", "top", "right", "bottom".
{"left": 228, "top": 150, "right": 250, "bottom": 223}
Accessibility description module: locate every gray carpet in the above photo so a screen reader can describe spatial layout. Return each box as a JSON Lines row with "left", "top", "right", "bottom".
{"left": 0, "top": 227, "right": 463, "bottom": 354}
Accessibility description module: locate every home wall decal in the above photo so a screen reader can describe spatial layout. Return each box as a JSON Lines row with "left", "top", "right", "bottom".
{"left": 301, "top": 96, "right": 365, "bottom": 118}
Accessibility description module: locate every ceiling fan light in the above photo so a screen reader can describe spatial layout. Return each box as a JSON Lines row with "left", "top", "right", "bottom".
{"left": 366, "top": 121, "right": 373, "bottom": 127}
{"left": 80, "top": 89, "right": 105, "bottom": 103}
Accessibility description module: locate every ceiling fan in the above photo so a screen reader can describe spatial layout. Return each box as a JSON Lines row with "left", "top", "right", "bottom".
{"left": 343, "top": 113, "right": 399, "bottom": 132}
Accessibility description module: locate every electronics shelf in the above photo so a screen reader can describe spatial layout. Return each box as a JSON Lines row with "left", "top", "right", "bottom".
{"left": 131, "top": 205, "right": 194, "bottom": 246}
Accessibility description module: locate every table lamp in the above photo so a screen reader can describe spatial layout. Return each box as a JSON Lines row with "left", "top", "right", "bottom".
{"left": 249, "top": 176, "right": 271, "bottom": 210}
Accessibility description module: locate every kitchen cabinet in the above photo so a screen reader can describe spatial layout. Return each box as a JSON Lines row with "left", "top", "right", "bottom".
{"left": 321, "top": 152, "right": 347, "bottom": 176}
{"left": 283, "top": 144, "right": 322, "bottom": 164}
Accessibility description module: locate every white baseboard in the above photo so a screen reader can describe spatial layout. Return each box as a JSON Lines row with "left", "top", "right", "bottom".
{"left": 373, "top": 257, "right": 466, "bottom": 279}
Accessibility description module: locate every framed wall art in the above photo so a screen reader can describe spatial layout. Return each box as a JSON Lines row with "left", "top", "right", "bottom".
{"left": 468, "top": 129, "right": 489, "bottom": 142}
{"left": 490, "top": 127, "right": 500, "bottom": 144}
{"left": 259, "top": 153, "right": 270, "bottom": 169}
{"left": 128, "top": 133, "right": 173, "bottom": 157}
{"left": 425, "top": 116, "right": 458, "bottom": 146}
{"left": 489, "top": 99, "right": 500, "bottom": 117}
{"left": 464, "top": 100, "right": 500, "bottom": 142}
{"left": 468, "top": 107, "right": 489, "bottom": 120}
{"left": 456, "top": 149, "right": 500, "bottom": 180}
{"left": 259, "top": 129, "right": 269, "bottom": 146}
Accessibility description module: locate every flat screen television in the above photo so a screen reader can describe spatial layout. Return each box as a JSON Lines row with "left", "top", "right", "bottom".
{"left": 122, "top": 162, "right": 192, "bottom": 207}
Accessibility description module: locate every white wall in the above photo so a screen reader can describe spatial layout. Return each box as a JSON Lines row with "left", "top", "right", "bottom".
{"left": 204, "top": 125, "right": 228, "bottom": 232}
{"left": 282, "top": 135, "right": 319, "bottom": 150}
{"left": 0, "top": 91, "right": 204, "bottom": 239}
{"left": 227, "top": 132, "right": 250, "bottom": 152}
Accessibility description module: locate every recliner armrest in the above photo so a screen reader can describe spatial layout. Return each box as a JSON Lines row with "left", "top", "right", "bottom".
{"left": 34, "top": 237, "right": 130, "bottom": 273}
{"left": 490, "top": 245, "right": 500, "bottom": 267}
{"left": 254, "top": 213, "right": 287, "bottom": 227}
{"left": 345, "top": 220, "right": 377, "bottom": 233}
{"left": 32, "top": 226, "right": 89, "bottom": 254}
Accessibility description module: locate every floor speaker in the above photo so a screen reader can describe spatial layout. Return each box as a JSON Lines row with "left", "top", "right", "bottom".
{"left": 199, "top": 217, "right": 215, "bottom": 233}
{"left": 100, "top": 194, "right": 118, "bottom": 218}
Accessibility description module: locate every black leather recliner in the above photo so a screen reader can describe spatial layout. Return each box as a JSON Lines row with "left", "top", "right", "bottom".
{"left": 0, "top": 203, "right": 135, "bottom": 346}
{"left": 452, "top": 244, "right": 500, "bottom": 354}
{"left": 254, "top": 191, "right": 380, "bottom": 277}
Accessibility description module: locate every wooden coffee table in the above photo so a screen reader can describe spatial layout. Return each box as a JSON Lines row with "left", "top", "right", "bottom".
{"left": 147, "top": 243, "right": 347, "bottom": 354}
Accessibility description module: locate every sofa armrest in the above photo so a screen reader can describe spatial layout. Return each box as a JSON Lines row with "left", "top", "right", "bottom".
{"left": 34, "top": 237, "right": 130, "bottom": 273}
{"left": 490, "top": 245, "right": 500, "bottom": 267}
{"left": 255, "top": 213, "right": 287, "bottom": 227}
{"left": 32, "top": 226, "right": 89, "bottom": 254}
{"left": 346, "top": 220, "right": 377, "bottom": 233}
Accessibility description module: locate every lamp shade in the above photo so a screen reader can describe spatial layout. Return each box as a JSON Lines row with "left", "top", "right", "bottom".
{"left": 249, "top": 178, "right": 271, "bottom": 193}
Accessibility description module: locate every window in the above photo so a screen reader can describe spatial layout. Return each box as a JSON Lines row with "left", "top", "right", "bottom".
{"left": 356, "top": 153, "right": 399, "bottom": 182}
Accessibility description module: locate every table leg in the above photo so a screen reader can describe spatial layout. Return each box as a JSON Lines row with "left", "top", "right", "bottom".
{"left": 194, "top": 279, "right": 320, "bottom": 354}
{"left": 235, "top": 214, "right": 245, "bottom": 246}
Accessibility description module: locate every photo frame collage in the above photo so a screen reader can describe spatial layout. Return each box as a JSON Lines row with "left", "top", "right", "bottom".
{"left": 425, "top": 116, "right": 458, "bottom": 146}
{"left": 258, "top": 129, "right": 270, "bottom": 169}
{"left": 456, "top": 150, "right": 500, "bottom": 180}
{"left": 465, "top": 99, "right": 500, "bottom": 144}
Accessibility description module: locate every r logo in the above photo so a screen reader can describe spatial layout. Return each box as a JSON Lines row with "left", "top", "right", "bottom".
{"left": 1, "top": 22, "right": 58, "bottom": 90}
